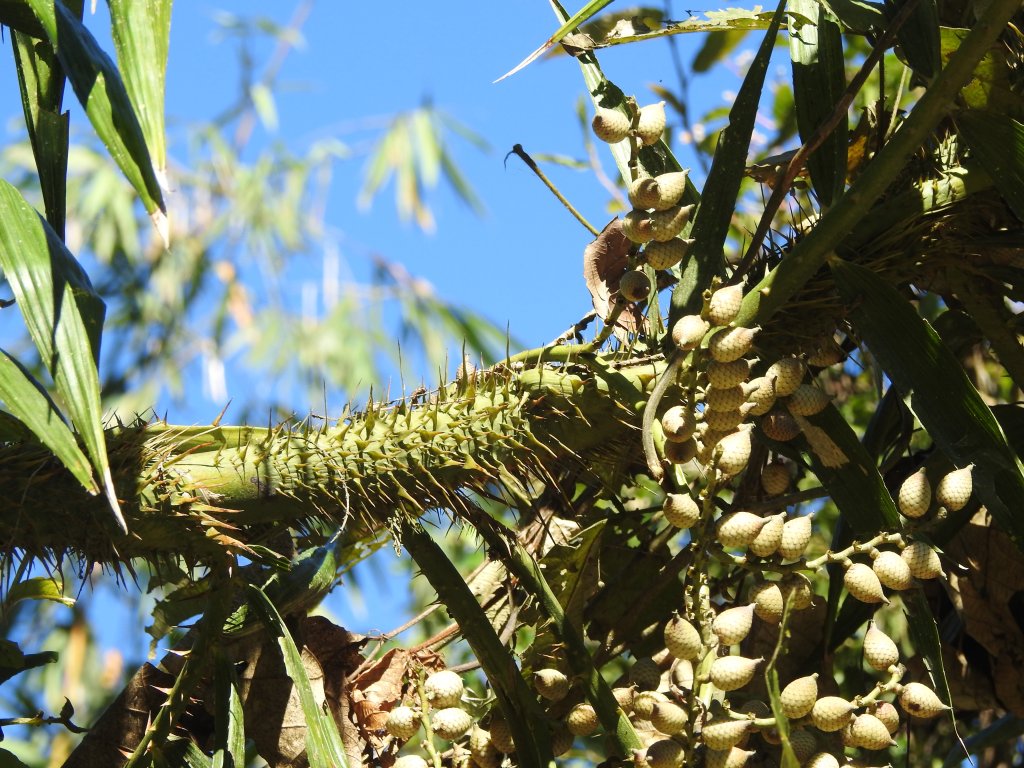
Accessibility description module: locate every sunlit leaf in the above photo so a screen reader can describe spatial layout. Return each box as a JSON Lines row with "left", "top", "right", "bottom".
{"left": 3, "top": 575, "right": 75, "bottom": 610}
{"left": 497, "top": 0, "right": 614, "bottom": 81}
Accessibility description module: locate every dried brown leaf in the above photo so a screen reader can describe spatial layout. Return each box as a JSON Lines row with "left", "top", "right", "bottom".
{"left": 582, "top": 218, "right": 643, "bottom": 333}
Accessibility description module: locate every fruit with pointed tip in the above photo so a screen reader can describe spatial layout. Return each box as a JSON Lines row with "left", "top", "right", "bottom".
{"left": 716, "top": 427, "right": 754, "bottom": 476}
{"left": 432, "top": 707, "right": 473, "bottom": 740}
{"left": 716, "top": 511, "right": 771, "bottom": 548}
{"left": 935, "top": 464, "right": 974, "bottom": 512}
{"left": 844, "top": 562, "right": 889, "bottom": 604}
{"left": 898, "top": 468, "right": 931, "bottom": 518}
{"left": 592, "top": 107, "right": 630, "bottom": 143}
{"left": 851, "top": 712, "right": 894, "bottom": 750}
{"left": 712, "top": 603, "right": 756, "bottom": 645}
{"left": 664, "top": 615, "right": 703, "bottom": 661}
{"left": 786, "top": 384, "right": 831, "bottom": 416}
{"left": 672, "top": 314, "right": 710, "bottom": 351}
{"left": 780, "top": 673, "right": 819, "bottom": 719}
{"left": 778, "top": 514, "right": 813, "bottom": 560}
{"left": 619, "top": 269, "right": 651, "bottom": 302}
{"left": 661, "top": 405, "right": 696, "bottom": 442}
{"left": 644, "top": 237, "right": 693, "bottom": 270}
{"left": 705, "top": 746, "right": 755, "bottom": 768}
{"left": 863, "top": 621, "right": 900, "bottom": 671}
{"left": 566, "top": 703, "right": 600, "bottom": 736}
{"left": 898, "top": 682, "right": 950, "bottom": 719}
{"left": 706, "top": 283, "right": 744, "bottom": 326}
{"left": 749, "top": 512, "right": 785, "bottom": 557}
{"left": 663, "top": 492, "right": 701, "bottom": 529}
{"left": 629, "top": 171, "right": 689, "bottom": 210}
{"left": 760, "top": 461, "right": 790, "bottom": 496}
{"left": 385, "top": 705, "right": 421, "bottom": 739}
{"left": 810, "top": 696, "right": 855, "bottom": 732}
{"left": 424, "top": 669, "right": 464, "bottom": 708}
{"left": 622, "top": 208, "right": 654, "bottom": 243}
{"left": 650, "top": 204, "right": 695, "bottom": 241}
{"left": 707, "top": 359, "right": 753, "bottom": 388}
{"left": 902, "top": 541, "right": 943, "bottom": 579}
{"left": 631, "top": 656, "right": 662, "bottom": 691}
{"left": 709, "top": 655, "right": 762, "bottom": 691}
{"left": 533, "top": 668, "right": 570, "bottom": 701}
{"left": 709, "top": 326, "right": 759, "bottom": 362}
{"left": 650, "top": 701, "right": 688, "bottom": 735}
{"left": 750, "top": 580, "right": 784, "bottom": 623}
{"left": 637, "top": 101, "right": 667, "bottom": 145}
{"left": 702, "top": 716, "right": 752, "bottom": 750}
{"left": 872, "top": 549, "right": 914, "bottom": 590}
{"left": 645, "top": 738, "right": 684, "bottom": 768}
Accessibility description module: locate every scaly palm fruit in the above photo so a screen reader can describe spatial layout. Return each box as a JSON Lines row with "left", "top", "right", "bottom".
{"left": 716, "top": 511, "right": 771, "bottom": 548}
{"left": 705, "top": 746, "right": 755, "bottom": 768}
{"left": 778, "top": 515, "right": 813, "bottom": 560}
{"left": 645, "top": 738, "right": 684, "bottom": 768}
{"left": 779, "top": 673, "right": 819, "bottom": 720}
{"left": 760, "top": 407, "right": 800, "bottom": 441}
{"left": 738, "top": 699, "right": 770, "bottom": 718}
{"left": 385, "top": 705, "right": 421, "bottom": 739}
{"left": 622, "top": 208, "right": 654, "bottom": 243}
{"left": 534, "top": 668, "right": 571, "bottom": 701}
{"left": 432, "top": 707, "right": 473, "bottom": 740}
{"left": 750, "top": 580, "right": 785, "bottom": 623}
{"left": 744, "top": 376, "right": 776, "bottom": 416}
{"left": 709, "top": 326, "right": 759, "bottom": 363}
{"left": 637, "top": 101, "right": 667, "bottom": 145}
{"left": 661, "top": 405, "right": 696, "bottom": 442}
{"left": 863, "top": 621, "right": 900, "bottom": 671}
{"left": 935, "top": 464, "right": 974, "bottom": 512}
{"left": 629, "top": 171, "right": 689, "bottom": 210}
{"left": 716, "top": 427, "right": 753, "bottom": 476}
{"left": 712, "top": 603, "right": 756, "bottom": 646}
{"left": 650, "top": 701, "right": 689, "bottom": 735}
{"left": 424, "top": 669, "right": 464, "bottom": 708}
{"left": 663, "top": 492, "right": 702, "bottom": 529}
{"left": 765, "top": 357, "right": 805, "bottom": 397}
{"left": 672, "top": 314, "right": 710, "bottom": 351}
{"left": 872, "top": 701, "right": 900, "bottom": 734}
{"left": 703, "top": 403, "right": 753, "bottom": 432}
{"left": 664, "top": 437, "right": 698, "bottom": 464}
{"left": 805, "top": 753, "right": 841, "bottom": 768}
{"left": 898, "top": 682, "right": 950, "bottom": 719}
{"left": 806, "top": 336, "right": 845, "bottom": 367}
{"left": 566, "top": 703, "right": 600, "bottom": 736}
{"left": 697, "top": 425, "right": 735, "bottom": 461}
{"left": 644, "top": 237, "right": 692, "bottom": 270}
{"left": 902, "top": 541, "right": 944, "bottom": 579}
{"left": 780, "top": 572, "right": 814, "bottom": 610}
{"left": 810, "top": 696, "right": 855, "bottom": 732}
{"left": 760, "top": 461, "right": 790, "bottom": 496}
{"left": 872, "top": 550, "right": 914, "bottom": 590}
{"left": 844, "top": 562, "right": 889, "bottom": 604}
{"left": 789, "top": 729, "right": 819, "bottom": 763}
{"left": 851, "top": 713, "right": 894, "bottom": 750}
{"left": 592, "top": 106, "right": 631, "bottom": 143}
{"left": 749, "top": 512, "right": 786, "bottom": 557}
{"left": 664, "top": 615, "right": 703, "bottom": 661}
{"left": 469, "top": 726, "right": 502, "bottom": 768}
{"left": 619, "top": 269, "right": 652, "bottom": 302}
{"left": 613, "top": 686, "right": 635, "bottom": 714}
{"left": 650, "top": 204, "right": 696, "bottom": 242}
{"left": 488, "top": 715, "right": 515, "bottom": 753}
{"left": 706, "top": 283, "right": 744, "bottom": 326}
{"left": 633, "top": 690, "right": 669, "bottom": 720}
{"left": 707, "top": 358, "right": 753, "bottom": 388}
{"left": 709, "top": 655, "right": 762, "bottom": 691}
{"left": 897, "top": 468, "right": 931, "bottom": 518}
{"left": 702, "top": 716, "right": 752, "bottom": 750}
{"left": 550, "top": 724, "right": 574, "bottom": 756}
{"left": 394, "top": 756, "right": 429, "bottom": 768}
{"left": 704, "top": 384, "right": 749, "bottom": 411}
{"left": 786, "top": 384, "right": 831, "bottom": 416}
{"left": 631, "top": 656, "right": 662, "bottom": 690}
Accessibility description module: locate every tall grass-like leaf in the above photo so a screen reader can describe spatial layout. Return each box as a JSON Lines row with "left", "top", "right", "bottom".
{"left": 904, "top": 590, "right": 956, "bottom": 728}
{"left": 212, "top": 650, "right": 246, "bottom": 768}
{"left": 958, "top": 109, "right": 1024, "bottom": 221}
{"left": 2, "top": 574, "right": 75, "bottom": 611}
{"left": 941, "top": 714, "right": 1024, "bottom": 768}
{"left": 832, "top": 258, "right": 1024, "bottom": 552}
{"left": 497, "top": 0, "right": 613, "bottom": 81}
{"left": 789, "top": 0, "right": 847, "bottom": 205}
{"left": 12, "top": 27, "right": 70, "bottom": 238}
{"left": 669, "top": 0, "right": 787, "bottom": 322}
{"left": 246, "top": 585, "right": 348, "bottom": 768}
{"left": 108, "top": 0, "right": 171, "bottom": 177}
{"left": 0, "top": 181, "right": 124, "bottom": 531}
{"left": 24, "top": 0, "right": 166, "bottom": 231}
{"left": 0, "top": 350, "right": 95, "bottom": 494}
{"left": 889, "top": 0, "right": 940, "bottom": 79}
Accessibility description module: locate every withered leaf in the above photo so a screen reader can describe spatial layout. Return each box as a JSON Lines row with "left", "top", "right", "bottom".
{"left": 582, "top": 218, "right": 642, "bottom": 334}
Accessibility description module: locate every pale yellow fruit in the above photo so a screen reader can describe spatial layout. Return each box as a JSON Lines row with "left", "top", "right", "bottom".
{"left": 786, "top": 384, "right": 831, "bottom": 416}
{"left": 672, "top": 314, "right": 710, "bottom": 351}
{"left": 619, "top": 269, "right": 652, "bottom": 302}
{"left": 550, "top": 723, "right": 574, "bottom": 756}
{"left": 629, "top": 171, "right": 689, "bottom": 210}
{"left": 760, "top": 408, "right": 800, "bottom": 441}
{"left": 805, "top": 752, "right": 840, "bottom": 768}
{"left": 712, "top": 603, "right": 756, "bottom": 646}
{"left": 702, "top": 716, "right": 751, "bottom": 750}
{"left": 765, "top": 357, "right": 805, "bottom": 397}
{"left": 760, "top": 461, "right": 790, "bottom": 496}
{"left": 872, "top": 549, "right": 914, "bottom": 590}
{"left": 780, "top": 572, "right": 814, "bottom": 610}
{"left": 709, "top": 326, "right": 759, "bottom": 363}
{"left": 661, "top": 405, "right": 696, "bottom": 442}
{"left": 664, "top": 615, "right": 703, "bottom": 661}
{"left": 644, "top": 238, "right": 693, "bottom": 270}
{"left": 488, "top": 715, "right": 515, "bottom": 753}
{"left": 704, "top": 384, "right": 749, "bottom": 411}
{"left": 873, "top": 701, "right": 900, "bottom": 734}
{"left": 745, "top": 376, "right": 777, "bottom": 416}
{"left": 650, "top": 204, "right": 695, "bottom": 242}
{"left": 622, "top": 208, "right": 654, "bottom": 243}
{"left": 709, "top": 655, "right": 762, "bottom": 691}
{"left": 716, "top": 426, "right": 754, "bottom": 476}
{"left": 631, "top": 656, "right": 662, "bottom": 691}
{"left": 612, "top": 686, "right": 635, "bottom": 714}
{"left": 424, "top": 669, "right": 464, "bottom": 708}
{"left": 706, "top": 358, "right": 753, "bottom": 388}
{"left": 706, "top": 283, "right": 744, "bottom": 326}
{"left": 898, "top": 468, "right": 931, "bottom": 518}
{"left": 780, "top": 673, "right": 818, "bottom": 719}
{"left": 902, "top": 541, "right": 943, "bottom": 579}
{"left": 898, "top": 682, "right": 950, "bottom": 719}
{"left": 566, "top": 703, "right": 600, "bottom": 736}
{"left": 806, "top": 336, "right": 845, "bottom": 367}
{"left": 385, "top": 705, "right": 421, "bottom": 739}
{"left": 592, "top": 107, "right": 630, "bottom": 143}
{"left": 749, "top": 580, "right": 784, "bottom": 623}
{"left": 633, "top": 690, "right": 669, "bottom": 720}
{"left": 637, "top": 101, "right": 667, "bottom": 146}
{"left": 650, "top": 701, "right": 688, "bottom": 735}
{"left": 663, "top": 492, "right": 701, "bottom": 529}
{"left": 863, "top": 621, "right": 900, "bottom": 671}
{"left": 810, "top": 696, "right": 855, "bottom": 732}
{"left": 645, "top": 738, "right": 683, "bottom": 768}
{"left": 716, "top": 511, "right": 771, "bottom": 548}
{"left": 844, "top": 562, "right": 889, "bottom": 604}
{"left": 664, "top": 437, "right": 698, "bottom": 464}
{"left": 935, "top": 464, "right": 974, "bottom": 512}
{"left": 778, "top": 515, "right": 813, "bottom": 560}
{"left": 469, "top": 726, "right": 502, "bottom": 767}
{"left": 703, "top": 404, "right": 753, "bottom": 432}
{"left": 533, "top": 668, "right": 570, "bottom": 701}
{"left": 851, "top": 712, "right": 894, "bottom": 750}
{"left": 394, "top": 756, "right": 429, "bottom": 768}
{"left": 705, "top": 746, "right": 755, "bottom": 768}
{"left": 431, "top": 707, "right": 473, "bottom": 740}
{"left": 749, "top": 512, "right": 785, "bottom": 557}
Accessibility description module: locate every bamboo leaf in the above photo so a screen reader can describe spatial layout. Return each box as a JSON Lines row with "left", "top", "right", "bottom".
{"left": 903, "top": 589, "right": 956, "bottom": 729}
{"left": 108, "top": 0, "right": 171, "bottom": 176}
{"left": 246, "top": 584, "right": 349, "bottom": 768}
{"left": 890, "top": 0, "right": 940, "bottom": 79}
{"left": 0, "top": 748, "right": 31, "bottom": 768}
{"left": 670, "top": 0, "right": 786, "bottom": 321}
{"left": 832, "top": 258, "right": 1024, "bottom": 552}
{"left": 0, "top": 182, "right": 125, "bottom": 530}
{"left": 818, "top": 0, "right": 885, "bottom": 32}
{"left": 941, "top": 714, "right": 1024, "bottom": 768}
{"left": 212, "top": 650, "right": 246, "bottom": 768}
{"left": 789, "top": 0, "right": 847, "bottom": 205}
{"left": 0, "top": 349, "right": 95, "bottom": 494}
{"left": 497, "top": 0, "right": 614, "bottom": 81}
{"left": 3, "top": 575, "right": 75, "bottom": 610}
{"left": 958, "top": 109, "right": 1024, "bottom": 221}
{"left": 23, "top": 0, "right": 166, "bottom": 228}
